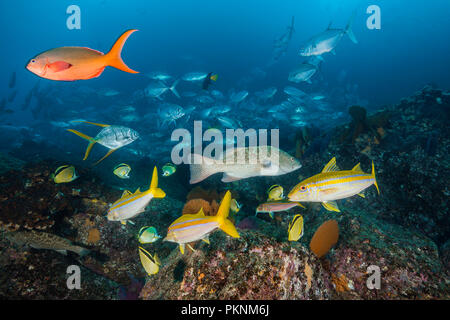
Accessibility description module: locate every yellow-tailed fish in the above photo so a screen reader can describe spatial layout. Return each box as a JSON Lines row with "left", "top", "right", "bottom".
{"left": 138, "top": 246, "right": 160, "bottom": 275}
{"left": 256, "top": 201, "right": 305, "bottom": 219}
{"left": 162, "top": 163, "right": 176, "bottom": 177}
{"left": 230, "top": 199, "right": 242, "bottom": 213}
{"left": 107, "top": 166, "right": 165, "bottom": 225}
{"left": 67, "top": 121, "right": 139, "bottom": 165}
{"left": 288, "top": 157, "right": 379, "bottom": 212}
{"left": 51, "top": 165, "right": 78, "bottom": 184}
{"left": 164, "top": 190, "right": 239, "bottom": 254}
{"left": 138, "top": 226, "right": 161, "bottom": 244}
{"left": 288, "top": 214, "right": 304, "bottom": 241}
{"left": 267, "top": 184, "right": 284, "bottom": 201}
{"left": 113, "top": 163, "right": 131, "bottom": 179}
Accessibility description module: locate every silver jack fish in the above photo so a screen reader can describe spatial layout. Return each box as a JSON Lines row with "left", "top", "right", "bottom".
{"left": 67, "top": 121, "right": 139, "bottom": 165}
{"left": 189, "top": 146, "right": 301, "bottom": 184}
{"left": 299, "top": 12, "right": 358, "bottom": 57}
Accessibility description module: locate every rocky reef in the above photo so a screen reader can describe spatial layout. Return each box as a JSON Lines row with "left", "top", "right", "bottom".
{"left": 0, "top": 86, "right": 449, "bottom": 299}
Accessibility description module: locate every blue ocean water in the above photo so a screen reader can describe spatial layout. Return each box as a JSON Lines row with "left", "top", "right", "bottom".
{"left": 0, "top": 0, "right": 449, "bottom": 176}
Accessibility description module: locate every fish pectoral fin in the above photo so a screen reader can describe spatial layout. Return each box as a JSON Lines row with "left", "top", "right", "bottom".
{"left": 322, "top": 201, "right": 340, "bottom": 212}
{"left": 48, "top": 61, "right": 72, "bottom": 72}
{"left": 56, "top": 249, "right": 68, "bottom": 255}
{"left": 269, "top": 212, "right": 274, "bottom": 219}
{"left": 221, "top": 173, "right": 241, "bottom": 183}
{"left": 179, "top": 244, "right": 185, "bottom": 254}
{"left": 295, "top": 202, "right": 306, "bottom": 209}
{"left": 319, "top": 188, "right": 339, "bottom": 195}
{"left": 201, "top": 237, "right": 210, "bottom": 245}
{"left": 358, "top": 193, "right": 365, "bottom": 198}
{"left": 94, "top": 149, "right": 117, "bottom": 165}
{"left": 322, "top": 157, "right": 340, "bottom": 173}
{"left": 120, "top": 220, "right": 127, "bottom": 225}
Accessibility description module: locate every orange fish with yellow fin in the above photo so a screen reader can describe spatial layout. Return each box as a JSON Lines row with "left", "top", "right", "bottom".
{"left": 26, "top": 29, "right": 139, "bottom": 81}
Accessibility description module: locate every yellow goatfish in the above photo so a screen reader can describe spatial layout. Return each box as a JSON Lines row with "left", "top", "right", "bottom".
{"left": 164, "top": 191, "right": 240, "bottom": 254}
{"left": 107, "top": 166, "right": 165, "bottom": 224}
{"left": 288, "top": 157, "right": 379, "bottom": 212}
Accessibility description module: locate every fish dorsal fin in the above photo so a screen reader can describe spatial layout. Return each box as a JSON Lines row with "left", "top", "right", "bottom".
{"left": 82, "top": 121, "right": 110, "bottom": 128}
{"left": 121, "top": 190, "right": 132, "bottom": 198}
{"left": 352, "top": 163, "right": 363, "bottom": 173}
{"left": 195, "top": 207, "right": 206, "bottom": 217}
{"left": 327, "top": 21, "right": 332, "bottom": 30}
{"left": 55, "top": 165, "right": 70, "bottom": 175}
{"left": 150, "top": 166, "right": 158, "bottom": 189}
{"left": 134, "top": 188, "right": 141, "bottom": 195}
{"left": 322, "top": 157, "right": 340, "bottom": 173}
{"left": 322, "top": 200, "right": 340, "bottom": 212}
{"left": 138, "top": 226, "right": 149, "bottom": 238}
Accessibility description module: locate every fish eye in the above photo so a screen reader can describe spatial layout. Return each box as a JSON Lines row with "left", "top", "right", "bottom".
{"left": 31, "top": 59, "right": 36, "bottom": 63}
{"left": 300, "top": 185, "right": 307, "bottom": 192}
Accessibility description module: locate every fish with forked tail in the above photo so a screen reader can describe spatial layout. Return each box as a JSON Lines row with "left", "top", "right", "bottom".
{"left": 67, "top": 121, "right": 139, "bottom": 165}
{"left": 6, "top": 230, "right": 90, "bottom": 256}
{"left": 164, "top": 191, "right": 239, "bottom": 254}
{"left": 26, "top": 29, "right": 139, "bottom": 81}
{"left": 288, "top": 157, "right": 379, "bottom": 212}
{"left": 107, "top": 166, "right": 166, "bottom": 225}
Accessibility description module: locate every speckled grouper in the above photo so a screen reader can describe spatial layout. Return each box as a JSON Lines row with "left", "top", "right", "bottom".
{"left": 5, "top": 230, "right": 90, "bottom": 256}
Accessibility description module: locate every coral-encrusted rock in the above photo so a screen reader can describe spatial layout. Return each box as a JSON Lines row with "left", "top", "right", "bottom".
{"left": 66, "top": 194, "right": 184, "bottom": 286}
{"left": 140, "top": 231, "right": 331, "bottom": 299}
{"left": 0, "top": 161, "right": 118, "bottom": 232}
{"left": 326, "top": 86, "right": 449, "bottom": 246}
{"left": 304, "top": 206, "right": 449, "bottom": 299}
{"left": 0, "top": 235, "right": 117, "bottom": 299}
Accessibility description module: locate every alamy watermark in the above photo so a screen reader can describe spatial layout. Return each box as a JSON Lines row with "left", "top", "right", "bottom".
{"left": 66, "top": 5, "right": 81, "bottom": 30}
{"left": 366, "top": 5, "right": 381, "bottom": 30}
{"left": 66, "top": 265, "right": 81, "bottom": 290}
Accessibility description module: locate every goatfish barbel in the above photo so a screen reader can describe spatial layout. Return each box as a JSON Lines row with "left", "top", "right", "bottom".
{"left": 67, "top": 121, "right": 139, "bottom": 165}
{"left": 256, "top": 201, "right": 305, "bottom": 219}
{"left": 164, "top": 191, "right": 239, "bottom": 254}
{"left": 107, "top": 166, "right": 166, "bottom": 224}
{"left": 26, "top": 29, "right": 139, "bottom": 81}
{"left": 288, "top": 157, "right": 379, "bottom": 212}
